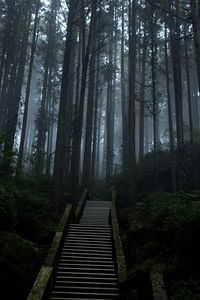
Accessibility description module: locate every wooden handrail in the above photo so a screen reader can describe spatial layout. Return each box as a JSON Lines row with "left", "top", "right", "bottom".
{"left": 27, "top": 203, "right": 72, "bottom": 300}
{"left": 111, "top": 189, "right": 128, "bottom": 286}
{"left": 44, "top": 203, "right": 72, "bottom": 266}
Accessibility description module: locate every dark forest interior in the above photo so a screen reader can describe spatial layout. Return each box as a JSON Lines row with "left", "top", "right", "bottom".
{"left": 1, "top": 0, "right": 200, "bottom": 299}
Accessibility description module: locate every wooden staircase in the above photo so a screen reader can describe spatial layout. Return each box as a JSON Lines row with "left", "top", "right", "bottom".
{"left": 51, "top": 200, "right": 120, "bottom": 299}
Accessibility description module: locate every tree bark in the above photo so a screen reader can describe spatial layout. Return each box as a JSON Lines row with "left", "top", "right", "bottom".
{"left": 139, "top": 19, "right": 147, "bottom": 162}
{"left": 52, "top": 0, "right": 79, "bottom": 211}
{"left": 121, "top": 0, "right": 128, "bottom": 172}
{"left": 128, "top": 0, "right": 136, "bottom": 206}
{"left": 164, "top": 18, "right": 176, "bottom": 192}
{"left": 70, "top": 0, "right": 97, "bottom": 204}
{"left": 190, "top": 0, "right": 200, "bottom": 93}
{"left": 16, "top": 0, "right": 40, "bottom": 179}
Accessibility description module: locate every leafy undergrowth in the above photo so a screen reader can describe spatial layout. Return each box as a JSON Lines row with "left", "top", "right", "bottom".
{"left": 0, "top": 175, "right": 59, "bottom": 299}
{"left": 119, "top": 191, "right": 200, "bottom": 299}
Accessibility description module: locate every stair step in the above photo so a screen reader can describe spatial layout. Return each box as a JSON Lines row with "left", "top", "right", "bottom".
{"left": 67, "top": 232, "right": 111, "bottom": 237}
{"left": 66, "top": 234, "right": 111, "bottom": 241}
{"left": 62, "top": 244, "right": 112, "bottom": 250}
{"left": 58, "top": 263, "right": 115, "bottom": 269}
{"left": 51, "top": 290, "right": 119, "bottom": 297}
{"left": 60, "top": 251, "right": 112, "bottom": 257}
{"left": 56, "top": 275, "right": 117, "bottom": 282}
{"left": 59, "top": 255, "right": 113, "bottom": 261}
{"left": 55, "top": 280, "right": 118, "bottom": 286}
{"left": 68, "top": 228, "right": 111, "bottom": 233}
{"left": 56, "top": 271, "right": 117, "bottom": 277}
{"left": 69, "top": 223, "right": 110, "bottom": 230}
{"left": 57, "top": 266, "right": 116, "bottom": 272}
{"left": 61, "top": 248, "right": 112, "bottom": 254}
{"left": 65, "top": 239, "right": 112, "bottom": 245}
{"left": 68, "top": 226, "right": 111, "bottom": 231}
{"left": 54, "top": 285, "right": 119, "bottom": 291}
{"left": 64, "top": 240, "right": 112, "bottom": 245}
{"left": 60, "top": 259, "right": 114, "bottom": 265}
{"left": 51, "top": 298, "right": 118, "bottom": 300}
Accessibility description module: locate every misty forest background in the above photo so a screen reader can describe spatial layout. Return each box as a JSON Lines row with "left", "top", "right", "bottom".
{"left": 1, "top": 0, "right": 200, "bottom": 299}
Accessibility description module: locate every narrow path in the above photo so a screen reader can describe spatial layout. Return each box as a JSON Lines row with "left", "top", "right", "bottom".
{"left": 51, "top": 200, "right": 120, "bottom": 299}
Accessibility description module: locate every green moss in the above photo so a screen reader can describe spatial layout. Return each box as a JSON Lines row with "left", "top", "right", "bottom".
{"left": 27, "top": 266, "right": 53, "bottom": 300}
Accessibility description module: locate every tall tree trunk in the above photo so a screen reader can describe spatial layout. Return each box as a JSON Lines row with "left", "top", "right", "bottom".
{"left": 16, "top": 0, "right": 40, "bottom": 179}
{"left": 52, "top": 0, "right": 79, "bottom": 211}
{"left": 35, "top": 0, "right": 58, "bottom": 175}
{"left": 164, "top": 18, "right": 176, "bottom": 192}
{"left": 190, "top": 0, "right": 200, "bottom": 93}
{"left": 151, "top": 6, "right": 159, "bottom": 186}
{"left": 63, "top": 26, "right": 78, "bottom": 180}
{"left": 106, "top": 0, "right": 115, "bottom": 185}
{"left": 70, "top": 0, "right": 98, "bottom": 204}
{"left": 169, "top": 0, "right": 184, "bottom": 189}
{"left": 91, "top": 52, "right": 100, "bottom": 181}
{"left": 0, "top": 0, "right": 24, "bottom": 141}
{"left": 96, "top": 95, "right": 102, "bottom": 178}
{"left": 184, "top": 22, "right": 194, "bottom": 145}
{"left": 139, "top": 19, "right": 147, "bottom": 162}
{"left": 121, "top": 0, "right": 128, "bottom": 172}
{"left": 128, "top": 0, "right": 136, "bottom": 206}
{"left": 81, "top": 36, "right": 97, "bottom": 189}
{"left": 3, "top": 0, "right": 32, "bottom": 172}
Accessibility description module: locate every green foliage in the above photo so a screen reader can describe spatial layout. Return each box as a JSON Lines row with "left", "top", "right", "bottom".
{"left": 0, "top": 175, "right": 57, "bottom": 299}
{"left": 0, "top": 175, "right": 54, "bottom": 240}
{"left": 0, "top": 230, "right": 43, "bottom": 299}
{"left": 120, "top": 190, "right": 200, "bottom": 299}
{"left": 0, "top": 184, "right": 18, "bottom": 230}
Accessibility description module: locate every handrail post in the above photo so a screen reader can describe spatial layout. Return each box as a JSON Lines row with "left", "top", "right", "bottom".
{"left": 111, "top": 188, "right": 128, "bottom": 299}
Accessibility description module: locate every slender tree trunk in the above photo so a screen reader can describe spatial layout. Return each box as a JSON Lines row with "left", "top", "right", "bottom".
{"left": 139, "top": 19, "right": 147, "bottom": 162}
{"left": 121, "top": 0, "right": 128, "bottom": 172}
{"left": 164, "top": 19, "right": 176, "bottom": 192}
{"left": 81, "top": 37, "right": 97, "bottom": 190}
{"left": 96, "top": 96, "right": 102, "bottom": 178}
{"left": 184, "top": 22, "right": 194, "bottom": 145}
{"left": 71, "top": 0, "right": 97, "bottom": 204}
{"left": 190, "top": 0, "right": 200, "bottom": 93}
{"left": 3, "top": 0, "right": 32, "bottom": 172}
{"left": 128, "top": 0, "right": 136, "bottom": 206}
{"left": 151, "top": 7, "right": 159, "bottom": 186}
{"left": 63, "top": 26, "right": 78, "bottom": 180}
{"left": 168, "top": 0, "right": 184, "bottom": 189}
{"left": 16, "top": 0, "right": 40, "bottom": 179}
{"left": 0, "top": 0, "right": 25, "bottom": 141}
{"left": 91, "top": 52, "right": 100, "bottom": 180}
{"left": 106, "top": 1, "right": 114, "bottom": 185}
